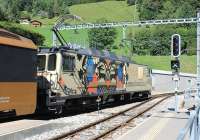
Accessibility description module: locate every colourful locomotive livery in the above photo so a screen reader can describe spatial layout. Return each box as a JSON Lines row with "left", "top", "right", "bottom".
{"left": 37, "top": 47, "right": 152, "bottom": 113}
{"left": 0, "top": 29, "right": 152, "bottom": 116}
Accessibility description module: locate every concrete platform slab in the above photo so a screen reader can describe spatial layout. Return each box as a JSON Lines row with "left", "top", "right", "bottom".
{"left": 117, "top": 110, "right": 190, "bottom": 140}
{"left": 0, "top": 120, "right": 67, "bottom": 140}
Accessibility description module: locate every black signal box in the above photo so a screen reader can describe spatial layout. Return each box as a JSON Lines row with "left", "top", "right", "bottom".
{"left": 171, "top": 60, "right": 180, "bottom": 70}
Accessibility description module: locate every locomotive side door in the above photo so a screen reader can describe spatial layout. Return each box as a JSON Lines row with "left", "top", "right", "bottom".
{"left": 38, "top": 53, "right": 62, "bottom": 92}
{"left": 61, "top": 54, "right": 79, "bottom": 95}
{"left": 46, "top": 53, "right": 61, "bottom": 91}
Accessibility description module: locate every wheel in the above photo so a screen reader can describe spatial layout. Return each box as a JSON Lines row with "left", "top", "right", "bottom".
{"left": 55, "top": 106, "right": 63, "bottom": 115}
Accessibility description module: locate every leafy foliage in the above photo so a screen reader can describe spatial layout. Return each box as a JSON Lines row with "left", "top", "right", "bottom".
{"left": 124, "top": 0, "right": 198, "bottom": 55}
{"left": 0, "top": 0, "right": 198, "bottom": 55}
{"left": 0, "top": 0, "right": 70, "bottom": 21}
{"left": 88, "top": 19, "right": 117, "bottom": 50}
{"left": 136, "top": 0, "right": 200, "bottom": 20}
{"left": 125, "top": 25, "right": 196, "bottom": 56}
{"left": 0, "top": 0, "right": 123, "bottom": 22}
{"left": 0, "top": 22, "right": 45, "bottom": 45}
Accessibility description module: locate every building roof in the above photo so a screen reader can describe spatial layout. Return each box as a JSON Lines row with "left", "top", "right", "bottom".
{"left": 31, "top": 20, "right": 42, "bottom": 24}
{"left": 0, "top": 29, "right": 37, "bottom": 50}
{"left": 20, "top": 17, "right": 30, "bottom": 20}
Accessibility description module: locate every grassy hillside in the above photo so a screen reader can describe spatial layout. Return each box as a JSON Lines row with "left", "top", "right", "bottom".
{"left": 134, "top": 55, "right": 196, "bottom": 74}
{"left": 19, "top": 1, "right": 138, "bottom": 46}
{"left": 29, "top": 1, "right": 138, "bottom": 25}
{"left": 70, "top": 1, "right": 138, "bottom": 22}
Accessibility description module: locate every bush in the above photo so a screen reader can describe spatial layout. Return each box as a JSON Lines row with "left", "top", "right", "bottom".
{"left": 0, "top": 22, "right": 45, "bottom": 46}
{"left": 88, "top": 20, "right": 117, "bottom": 50}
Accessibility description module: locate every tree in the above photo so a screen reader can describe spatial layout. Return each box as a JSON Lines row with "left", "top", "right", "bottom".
{"left": 138, "top": 0, "right": 163, "bottom": 20}
{"left": 88, "top": 20, "right": 117, "bottom": 50}
{"left": 157, "top": 1, "right": 176, "bottom": 19}
{"left": 0, "top": 7, "right": 7, "bottom": 21}
{"left": 47, "top": 4, "right": 54, "bottom": 19}
{"left": 60, "top": 2, "right": 70, "bottom": 15}
{"left": 0, "top": 22, "right": 45, "bottom": 45}
{"left": 175, "top": 2, "right": 195, "bottom": 18}
{"left": 127, "top": 0, "right": 136, "bottom": 6}
{"left": 53, "top": 0, "right": 59, "bottom": 16}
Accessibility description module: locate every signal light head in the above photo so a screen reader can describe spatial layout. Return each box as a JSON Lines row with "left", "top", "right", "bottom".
{"left": 171, "top": 34, "right": 181, "bottom": 57}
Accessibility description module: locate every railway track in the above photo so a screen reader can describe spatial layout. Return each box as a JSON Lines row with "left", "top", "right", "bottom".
{"left": 50, "top": 93, "right": 174, "bottom": 140}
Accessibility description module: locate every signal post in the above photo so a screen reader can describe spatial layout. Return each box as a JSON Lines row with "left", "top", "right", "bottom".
{"left": 171, "top": 34, "right": 181, "bottom": 112}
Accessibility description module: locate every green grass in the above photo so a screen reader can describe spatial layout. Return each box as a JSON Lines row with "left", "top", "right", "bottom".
{"left": 32, "top": 17, "right": 58, "bottom": 25}
{"left": 1, "top": 21, "right": 196, "bottom": 73}
{"left": 134, "top": 55, "right": 196, "bottom": 74}
{"left": 23, "top": 25, "right": 141, "bottom": 46}
{"left": 1, "top": 1, "right": 196, "bottom": 74}
{"left": 112, "top": 46, "right": 196, "bottom": 74}
{"left": 69, "top": 1, "right": 138, "bottom": 23}
{"left": 22, "top": 25, "right": 88, "bottom": 46}
{"left": 24, "top": 1, "right": 139, "bottom": 46}
{"left": 30, "top": 1, "right": 138, "bottom": 25}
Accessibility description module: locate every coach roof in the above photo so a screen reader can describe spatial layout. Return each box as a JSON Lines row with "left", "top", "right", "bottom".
{"left": 0, "top": 29, "right": 37, "bottom": 50}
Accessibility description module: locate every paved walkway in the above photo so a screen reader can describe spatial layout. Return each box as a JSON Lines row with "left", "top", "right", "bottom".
{"left": 117, "top": 108, "right": 190, "bottom": 140}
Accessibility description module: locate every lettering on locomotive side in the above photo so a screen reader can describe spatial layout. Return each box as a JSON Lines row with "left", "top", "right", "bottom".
{"left": 0, "top": 97, "right": 10, "bottom": 103}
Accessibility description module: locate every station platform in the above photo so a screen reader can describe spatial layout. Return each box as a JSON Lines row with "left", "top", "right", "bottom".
{"left": 117, "top": 96, "right": 193, "bottom": 140}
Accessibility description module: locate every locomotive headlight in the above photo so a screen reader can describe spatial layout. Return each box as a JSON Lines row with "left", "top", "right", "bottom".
{"left": 50, "top": 80, "right": 55, "bottom": 87}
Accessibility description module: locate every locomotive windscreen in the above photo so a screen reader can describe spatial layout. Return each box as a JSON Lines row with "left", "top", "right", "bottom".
{"left": 37, "top": 55, "right": 46, "bottom": 71}
{"left": 48, "top": 54, "right": 56, "bottom": 71}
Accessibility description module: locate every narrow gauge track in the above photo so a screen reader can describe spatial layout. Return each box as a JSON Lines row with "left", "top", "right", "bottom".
{"left": 50, "top": 93, "right": 174, "bottom": 140}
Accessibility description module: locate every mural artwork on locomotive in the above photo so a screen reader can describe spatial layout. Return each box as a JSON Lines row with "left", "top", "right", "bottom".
{"left": 76, "top": 56, "right": 127, "bottom": 95}
{"left": 61, "top": 53, "right": 128, "bottom": 95}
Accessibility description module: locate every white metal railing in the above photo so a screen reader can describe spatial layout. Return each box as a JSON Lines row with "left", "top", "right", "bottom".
{"left": 177, "top": 88, "right": 199, "bottom": 140}
{"left": 177, "top": 105, "right": 200, "bottom": 140}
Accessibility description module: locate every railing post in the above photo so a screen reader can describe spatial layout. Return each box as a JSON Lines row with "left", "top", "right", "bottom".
{"left": 52, "top": 31, "right": 57, "bottom": 47}
{"left": 122, "top": 26, "right": 126, "bottom": 40}
{"left": 190, "top": 110, "right": 197, "bottom": 140}
{"left": 198, "top": 108, "right": 200, "bottom": 140}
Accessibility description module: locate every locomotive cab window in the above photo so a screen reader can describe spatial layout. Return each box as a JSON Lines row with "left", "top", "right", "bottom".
{"left": 63, "top": 55, "right": 75, "bottom": 72}
{"left": 48, "top": 54, "right": 57, "bottom": 71}
{"left": 37, "top": 55, "right": 46, "bottom": 71}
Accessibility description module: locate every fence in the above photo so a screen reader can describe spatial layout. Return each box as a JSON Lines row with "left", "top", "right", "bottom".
{"left": 177, "top": 102, "right": 200, "bottom": 140}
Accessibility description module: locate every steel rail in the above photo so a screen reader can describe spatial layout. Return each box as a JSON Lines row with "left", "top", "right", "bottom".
{"left": 91, "top": 95, "right": 171, "bottom": 140}
{"left": 50, "top": 93, "right": 175, "bottom": 140}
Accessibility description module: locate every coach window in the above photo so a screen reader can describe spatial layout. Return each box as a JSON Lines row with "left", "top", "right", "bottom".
{"left": 48, "top": 54, "right": 57, "bottom": 71}
{"left": 63, "top": 55, "right": 75, "bottom": 72}
{"left": 37, "top": 55, "right": 46, "bottom": 71}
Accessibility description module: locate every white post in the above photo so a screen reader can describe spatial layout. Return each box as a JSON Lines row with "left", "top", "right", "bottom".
{"left": 52, "top": 31, "right": 57, "bottom": 47}
{"left": 174, "top": 72, "right": 180, "bottom": 112}
{"left": 190, "top": 111, "right": 197, "bottom": 140}
{"left": 197, "top": 11, "right": 200, "bottom": 101}
{"left": 187, "top": 79, "right": 192, "bottom": 98}
{"left": 134, "top": 0, "right": 137, "bottom": 22}
{"left": 122, "top": 27, "right": 126, "bottom": 40}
